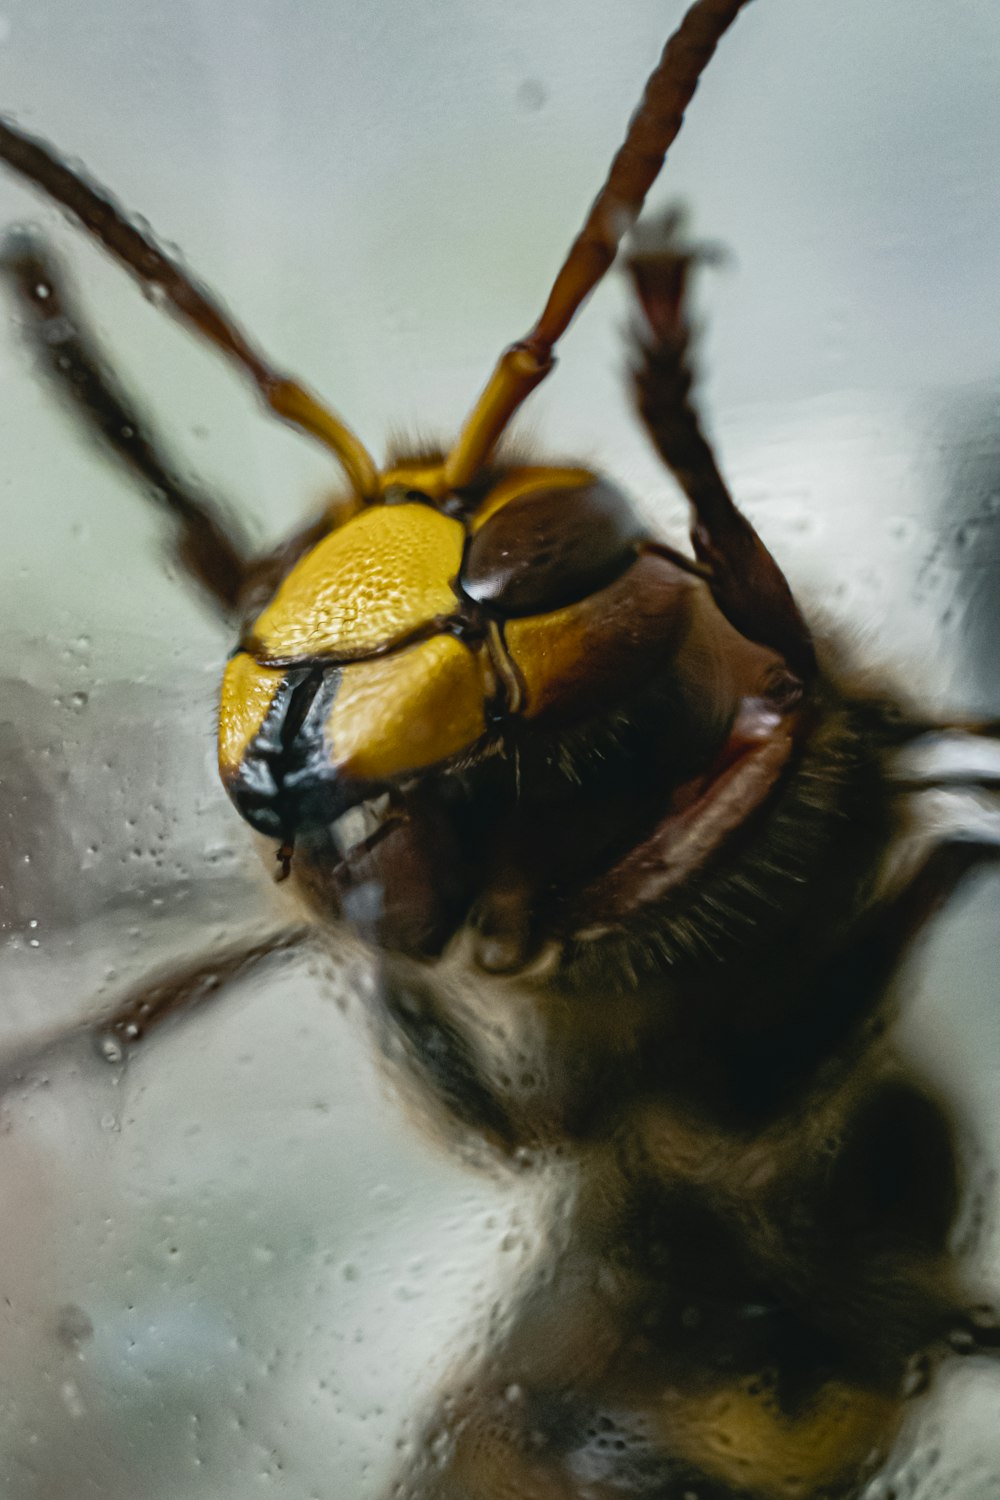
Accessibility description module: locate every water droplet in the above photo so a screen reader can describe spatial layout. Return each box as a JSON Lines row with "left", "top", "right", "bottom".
{"left": 96, "top": 1034, "right": 124, "bottom": 1064}
{"left": 60, "top": 1379, "right": 85, "bottom": 1419}
{"left": 56, "top": 1304, "right": 94, "bottom": 1350}
{"left": 516, "top": 78, "right": 547, "bottom": 113}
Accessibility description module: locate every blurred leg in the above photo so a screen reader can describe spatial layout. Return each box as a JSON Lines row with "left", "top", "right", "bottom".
{"left": 1, "top": 229, "right": 250, "bottom": 616}
{"left": 0, "top": 117, "right": 378, "bottom": 494}
{"left": 628, "top": 213, "right": 815, "bottom": 678}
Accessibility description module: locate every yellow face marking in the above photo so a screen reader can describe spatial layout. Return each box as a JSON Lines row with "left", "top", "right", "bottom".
{"left": 251, "top": 503, "right": 464, "bottom": 662}
{"left": 378, "top": 462, "right": 449, "bottom": 500}
{"left": 468, "top": 465, "right": 595, "bottom": 533}
{"left": 663, "top": 1376, "right": 897, "bottom": 1496}
{"left": 504, "top": 600, "right": 590, "bottom": 720}
{"left": 504, "top": 555, "right": 693, "bottom": 722}
{"left": 217, "top": 653, "right": 286, "bottom": 778}
{"left": 326, "top": 635, "right": 487, "bottom": 781}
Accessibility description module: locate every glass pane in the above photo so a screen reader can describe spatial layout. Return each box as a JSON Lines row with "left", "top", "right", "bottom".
{"left": 1, "top": 2, "right": 998, "bottom": 1496}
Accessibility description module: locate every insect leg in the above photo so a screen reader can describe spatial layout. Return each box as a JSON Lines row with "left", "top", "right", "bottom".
{"left": 736, "top": 835, "right": 1000, "bottom": 1119}
{"left": 94, "top": 924, "right": 316, "bottom": 1058}
{"left": 0, "top": 117, "right": 378, "bottom": 497}
{"left": 627, "top": 214, "right": 816, "bottom": 678}
{"left": 854, "top": 834, "right": 999, "bottom": 988}
{"left": 0, "top": 230, "right": 250, "bottom": 617}
{"left": 0, "top": 926, "right": 317, "bottom": 1097}
{"left": 885, "top": 723, "right": 1000, "bottom": 794}
{"left": 372, "top": 964, "right": 521, "bottom": 1158}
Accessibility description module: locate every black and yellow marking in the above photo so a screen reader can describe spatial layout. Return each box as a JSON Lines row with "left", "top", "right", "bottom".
{"left": 219, "top": 465, "right": 701, "bottom": 823}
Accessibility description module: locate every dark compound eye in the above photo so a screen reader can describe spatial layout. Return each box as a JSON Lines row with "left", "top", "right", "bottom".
{"left": 460, "top": 479, "right": 645, "bottom": 618}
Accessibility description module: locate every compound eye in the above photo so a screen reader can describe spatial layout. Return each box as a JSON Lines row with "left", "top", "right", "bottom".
{"left": 460, "top": 479, "right": 644, "bottom": 618}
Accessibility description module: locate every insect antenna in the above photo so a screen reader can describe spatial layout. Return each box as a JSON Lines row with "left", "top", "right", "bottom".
{"left": 0, "top": 117, "right": 379, "bottom": 499}
{"left": 443, "top": 0, "right": 753, "bottom": 491}
{"left": 0, "top": 229, "right": 250, "bottom": 616}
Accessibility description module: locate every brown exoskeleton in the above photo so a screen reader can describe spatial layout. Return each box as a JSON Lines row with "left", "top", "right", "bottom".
{"left": 2, "top": 1, "right": 1000, "bottom": 1494}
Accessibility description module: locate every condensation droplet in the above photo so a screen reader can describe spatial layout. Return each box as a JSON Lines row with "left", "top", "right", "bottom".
{"left": 60, "top": 1379, "right": 85, "bottom": 1419}
{"left": 56, "top": 1304, "right": 94, "bottom": 1351}
{"left": 516, "top": 78, "right": 548, "bottom": 112}
{"left": 96, "top": 1034, "right": 124, "bottom": 1064}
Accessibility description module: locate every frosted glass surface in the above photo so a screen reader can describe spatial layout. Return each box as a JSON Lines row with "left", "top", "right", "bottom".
{"left": 0, "top": 3, "right": 998, "bottom": 1496}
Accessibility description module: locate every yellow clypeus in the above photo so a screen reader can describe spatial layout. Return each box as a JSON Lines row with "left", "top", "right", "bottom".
{"left": 251, "top": 503, "right": 464, "bottom": 662}
{"left": 325, "top": 635, "right": 487, "bottom": 781}
{"left": 217, "top": 653, "right": 286, "bottom": 778}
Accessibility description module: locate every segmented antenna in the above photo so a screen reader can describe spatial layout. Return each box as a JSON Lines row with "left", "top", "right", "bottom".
{"left": 443, "top": 0, "right": 753, "bottom": 491}
{"left": 0, "top": 117, "right": 380, "bottom": 499}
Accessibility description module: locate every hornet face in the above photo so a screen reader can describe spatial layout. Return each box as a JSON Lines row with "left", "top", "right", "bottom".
{"left": 219, "top": 463, "right": 802, "bottom": 967}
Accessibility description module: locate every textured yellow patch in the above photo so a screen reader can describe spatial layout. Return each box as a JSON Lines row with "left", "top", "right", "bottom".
{"left": 217, "top": 653, "right": 286, "bottom": 777}
{"left": 663, "top": 1376, "right": 896, "bottom": 1496}
{"left": 503, "top": 555, "right": 693, "bottom": 723}
{"left": 469, "top": 465, "right": 595, "bottom": 532}
{"left": 251, "top": 503, "right": 463, "bottom": 661}
{"left": 327, "top": 636, "right": 486, "bottom": 781}
{"left": 504, "top": 602, "right": 589, "bottom": 720}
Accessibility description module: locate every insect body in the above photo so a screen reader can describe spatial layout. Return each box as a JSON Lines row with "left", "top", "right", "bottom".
{"left": 2, "top": 1, "right": 999, "bottom": 1495}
